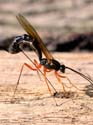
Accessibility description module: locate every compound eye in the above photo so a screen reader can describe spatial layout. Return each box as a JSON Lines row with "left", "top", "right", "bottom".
{"left": 60, "top": 65, "right": 65, "bottom": 73}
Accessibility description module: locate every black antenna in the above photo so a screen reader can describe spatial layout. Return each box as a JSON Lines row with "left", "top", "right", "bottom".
{"left": 65, "top": 66, "right": 93, "bottom": 85}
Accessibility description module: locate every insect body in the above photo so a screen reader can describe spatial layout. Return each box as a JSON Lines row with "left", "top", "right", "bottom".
{"left": 9, "top": 14, "right": 93, "bottom": 102}
{"left": 11, "top": 34, "right": 93, "bottom": 86}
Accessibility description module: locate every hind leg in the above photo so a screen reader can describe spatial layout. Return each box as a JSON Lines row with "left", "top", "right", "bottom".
{"left": 11, "top": 62, "right": 40, "bottom": 102}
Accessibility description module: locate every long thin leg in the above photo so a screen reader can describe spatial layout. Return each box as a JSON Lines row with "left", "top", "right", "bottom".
{"left": 43, "top": 67, "right": 58, "bottom": 105}
{"left": 11, "top": 61, "right": 57, "bottom": 104}
{"left": 33, "top": 59, "right": 43, "bottom": 81}
{"left": 43, "top": 67, "right": 53, "bottom": 94}
{"left": 34, "top": 59, "right": 57, "bottom": 93}
{"left": 11, "top": 62, "right": 38, "bottom": 102}
{"left": 54, "top": 71, "right": 66, "bottom": 92}
{"left": 21, "top": 50, "right": 57, "bottom": 93}
{"left": 55, "top": 71, "right": 80, "bottom": 90}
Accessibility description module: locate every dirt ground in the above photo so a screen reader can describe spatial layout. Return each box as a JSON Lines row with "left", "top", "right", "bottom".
{"left": 0, "top": 51, "right": 93, "bottom": 125}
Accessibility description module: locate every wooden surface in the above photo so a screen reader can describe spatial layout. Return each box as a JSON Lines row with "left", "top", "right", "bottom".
{"left": 0, "top": 51, "right": 93, "bottom": 125}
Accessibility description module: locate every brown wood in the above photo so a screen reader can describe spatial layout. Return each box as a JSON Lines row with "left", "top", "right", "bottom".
{"left": 0, "top": 51, "right": 93, "bottom": 125}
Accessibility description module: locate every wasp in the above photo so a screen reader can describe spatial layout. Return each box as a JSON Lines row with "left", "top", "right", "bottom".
{"left": 8, "top": 14, "right": 93, "bottom": 103}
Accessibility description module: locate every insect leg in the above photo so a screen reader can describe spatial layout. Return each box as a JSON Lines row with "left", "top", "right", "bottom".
{"left": 56, "top": 72, "right": 81, "bottom": 90}
{"left": 43, "top": 67, "right": 53, "bottom": 94}
{"left": 21, "top": 50, "right": 57, "bottom": 93}
{"left": 11, "top": 62, "right": 38, "bottom": 103}
{"left": 43, "top": 67, "right": 58, "bottom": 105}
{"left": 33, "top": 59, "right": 43, "bottom": 81}
{"left": 54, "top": 71, "right": 66, "bottom": 92}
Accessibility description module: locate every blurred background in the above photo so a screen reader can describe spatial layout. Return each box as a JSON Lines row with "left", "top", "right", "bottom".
{"left": 0, "top": 0, "right": 93, "bottom": 52}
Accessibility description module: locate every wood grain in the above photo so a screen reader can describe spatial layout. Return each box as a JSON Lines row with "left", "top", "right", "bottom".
{"left": 0, "top": 51, "right": 93, "bottom": 125}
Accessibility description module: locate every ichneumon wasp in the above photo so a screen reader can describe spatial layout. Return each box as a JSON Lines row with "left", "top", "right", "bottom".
{"left": 8, "top": 14, "right": 93, "bottom": 103}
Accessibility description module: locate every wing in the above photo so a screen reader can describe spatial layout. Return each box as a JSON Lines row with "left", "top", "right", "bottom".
{"left": 16, "top": 14, "right": 54, "bottom": 62}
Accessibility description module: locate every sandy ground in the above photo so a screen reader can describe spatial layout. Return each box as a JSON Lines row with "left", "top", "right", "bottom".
{"left": 0, "top": 51, "right": 93, "bottom": 124}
